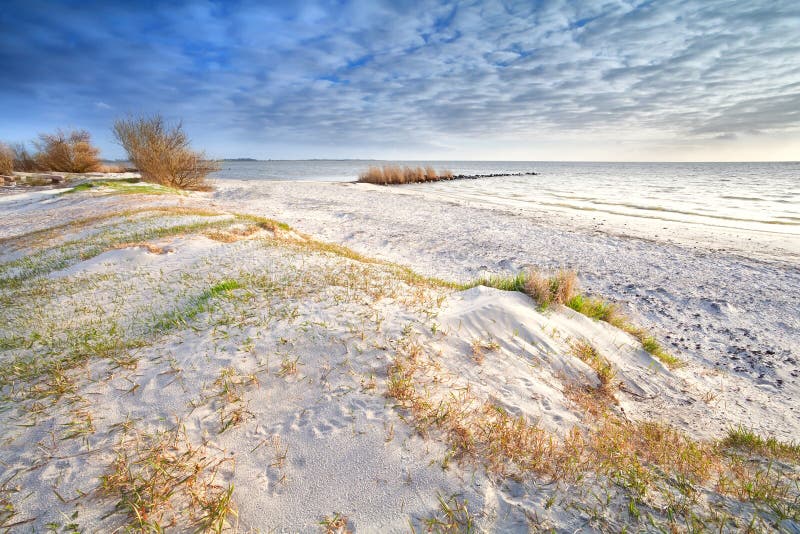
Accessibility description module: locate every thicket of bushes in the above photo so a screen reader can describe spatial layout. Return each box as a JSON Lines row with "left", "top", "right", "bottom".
{"left": 2, "top": 116, "right": 217, "bottom": 190}
{"left": 3, "top": 130, "right": 102, "bottom": 173}
{"left": 0, "top": 143, "right": 12, "bottom": 176}
{"left": 34, "top": 130, "right": 101, "bottom": 173}
{"left": 113, "top": 115, "right": 218, "bottom": 191}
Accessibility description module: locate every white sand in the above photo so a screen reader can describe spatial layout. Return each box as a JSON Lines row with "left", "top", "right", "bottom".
{"left": 1, "top": 180, "right": 798, "bottom": 531}
{"left": 212, "top": 179, "right": 800, "bottom": 442}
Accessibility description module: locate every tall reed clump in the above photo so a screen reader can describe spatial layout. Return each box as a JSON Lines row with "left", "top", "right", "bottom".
{"left": 113, "top": 115, "right": 219, "bottom": 190}
{"left": 33, "top": 129, "right": 102, "bottom": 173}
{"left": 358, "top": 165, "right": 455, "bottom": 185}
{"left": 0, "top": 143, "right": 12, "bottom": 175}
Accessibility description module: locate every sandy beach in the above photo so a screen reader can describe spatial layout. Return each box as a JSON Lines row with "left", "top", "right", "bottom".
{"left": 214, "top": 179, "right": 800, "bottom": 440}
{"left": 4, "top": 0, "right": 800, "bottom": 529}
{"left": 1, "top": 177, "right": 798, "bottom": 532}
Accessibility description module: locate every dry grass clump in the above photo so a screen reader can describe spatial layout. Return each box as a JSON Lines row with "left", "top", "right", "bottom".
{"left": 0, "top": 143, "right": 13, "bottom": 176}
{"left": 388, "top": 334, "right": 799, "bottom": 520}
{"left": 358, "top": 165, "right": 455, "bottom": 185}
{"left": 524, "top": 269, "right": 577, "bottom": 309}
{"left": 319, "top": 512, "right": 351, "bottom": 533}
{"left": 113, "top": 114, "right": 219, "bottom": 190}
{"left": 470, "top": 337, "right": 500, "bottom": 364}
{"left": 97, "top": 163, "right": 127, "bottom": 173}
{"left": 113, "top": 242, "right": 171, "bottom": 254}
{"left": 33, "top": 129, "right": 101, "bottom": 172}
{"left": 211, "top": 367, "right": 258, "bottom": 433}
{"left": 591, "top": 418, "right": 719, "bottom": 500}
{"left": 386, "top": 336, "right": 569, "bottom": 479}
{"left": 569, "top": 339, "right": 617, "bottom": 397}
{"left": 99, "top": 427, "right": 236, "bottom": 532}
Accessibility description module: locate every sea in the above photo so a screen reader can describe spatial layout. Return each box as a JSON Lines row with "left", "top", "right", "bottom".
{"left": 212, "top": 160, "right": 800, "bottom": 236}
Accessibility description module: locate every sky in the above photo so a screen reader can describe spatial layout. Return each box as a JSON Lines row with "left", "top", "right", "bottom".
{"left": 1, "top": 1, "right": 799, "bottom": 161}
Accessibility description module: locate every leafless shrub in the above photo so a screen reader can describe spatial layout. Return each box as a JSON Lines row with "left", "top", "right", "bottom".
{"left": 11, "top": 143, "right": 41, "bottom": 171}
{"left": 113, "top": 115, "right": 219, "bottom": 190}
{"left": 0, "top": 143, "right": 12, "bottom": 176}
{"left": 33, "top": 129, "right": 101, "bottom": 172}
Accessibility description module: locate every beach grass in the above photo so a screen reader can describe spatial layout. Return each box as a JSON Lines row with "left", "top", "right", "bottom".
{"left": 99, "top": 427, "right": 236, "bottom": 531}
{"left": 721, "top": 426, "right": 800, "bottom": 463}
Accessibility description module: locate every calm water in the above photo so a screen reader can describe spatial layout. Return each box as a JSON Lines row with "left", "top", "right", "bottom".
{"left": 212, "top": 160, "right": 800, "bottom": 235}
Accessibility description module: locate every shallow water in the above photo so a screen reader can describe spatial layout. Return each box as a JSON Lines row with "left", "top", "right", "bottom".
{"left": 216, "top": 160, "right": 800, "bottom": 235}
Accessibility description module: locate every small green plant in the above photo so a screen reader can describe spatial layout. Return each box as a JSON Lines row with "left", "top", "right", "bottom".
{"left": 567, "top": 294, "right": 619, "bottom": 322}
{"left": 319, "top": 512, "right": 350, "bottom": 533}
{"left": 470, "top": 271, "right": 527, "bottom": 292}
{"left": 277, "top": 356, "right": 300, "bottom": 377}
{"left": 212, "top": 367, "right": 257, "bottom": 432}
{"left": 422, "top": 494, "right": 475, "bottom": 533}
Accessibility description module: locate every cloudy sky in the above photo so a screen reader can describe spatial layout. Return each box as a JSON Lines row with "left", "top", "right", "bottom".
{"left": 1, "top": 1, "right": 799, "bottom": 161}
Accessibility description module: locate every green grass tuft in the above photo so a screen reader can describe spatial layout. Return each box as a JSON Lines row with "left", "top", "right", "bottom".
{"left": 62, "top": 179, "right": 180, "bottom": 196}
{"left": 721, "top": 427, "right": 800, "bottom": 463}
{"left": 465, "top": 272, "right": 527, "bottom": 292}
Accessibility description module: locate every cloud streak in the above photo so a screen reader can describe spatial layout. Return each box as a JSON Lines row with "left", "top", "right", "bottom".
{"left": 1, "top": 0, "right": 798, "bottom": 160}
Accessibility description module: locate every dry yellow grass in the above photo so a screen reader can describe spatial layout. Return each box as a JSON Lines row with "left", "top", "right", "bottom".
{"left": 358, "top": 165, "right": 455, "bottom": 184}
{"left": 384, "top": 327, "right": 799, "bottom": 525}
{"left": 99, "top": 427, "right": 236, "bottom": 531}
{"left": 113, "top": 242, "right": 171, "bottom": 254}
{"left": 569, "top": 339, "right": 617, "bottom": 397}
{"left": 524, "top": 269, "right": 577, "bottom": 309}
{"left": 97, "top": 163, "right": 127, "bottom": 173}
{"left": 204, "top": 224, "right": 265, "bottom": 243}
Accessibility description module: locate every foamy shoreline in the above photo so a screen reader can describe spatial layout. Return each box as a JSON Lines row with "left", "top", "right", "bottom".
{"left": 0, "top": 177, "right": 798, "bottom": 531}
